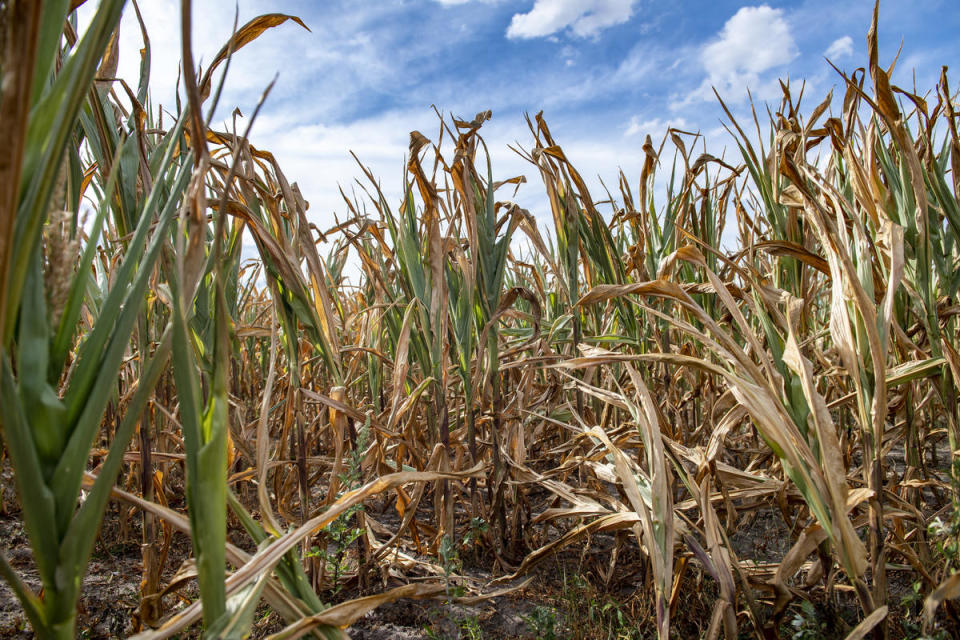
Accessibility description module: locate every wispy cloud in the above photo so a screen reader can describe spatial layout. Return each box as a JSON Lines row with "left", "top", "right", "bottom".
{"left": 506, "top": 0, "right": 638, "bottom": 39}
{"left": 625, "top": 116, "right": 688, "bottom": 138}
{"left": 78, "top": 0, "right": 321, "bottom": 114}
{"left": 824, "top": 35, "right": 854, "bottom": 59}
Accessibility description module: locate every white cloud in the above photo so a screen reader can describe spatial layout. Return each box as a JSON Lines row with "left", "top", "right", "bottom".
{"left": 506, "top": 0, "right": 636, "bottom": 39}
{"left": 685, "top": 4, "right": 798, "bottom": 103}
{"left": 824, "top": 35, "right": 853, "bottom": 59}
{"left": 625, "top": 116, "right": 687, "bottom": 138}
{"left": 703, "top": 5, "right": 797, "bottom": 81}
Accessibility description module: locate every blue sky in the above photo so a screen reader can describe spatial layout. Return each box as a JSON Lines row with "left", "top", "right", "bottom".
{"left": 86, "top": 0, "right": 960, "bottom": 234}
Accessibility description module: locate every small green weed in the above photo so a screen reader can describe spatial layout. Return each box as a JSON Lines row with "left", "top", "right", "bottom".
{"left": 424, "top": 611, "right": 484, "bottom": 640}
{"left": 309, "top": 418, "right": 370, "bottom": 596}
{"left": 536, "top": 571, "right": 643, "bottom": 640}
{"left": 788, "top": 601, "right": 828, "bottom": 640}
{"left": 523, "top": 605, "right": 559, "bottom": 640}
{"left": 423, "top": 533, "right": 477, "bottom": 639}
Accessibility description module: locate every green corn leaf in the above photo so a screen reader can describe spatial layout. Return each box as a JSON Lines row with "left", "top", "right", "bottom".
{"left": 29, "top": 0, "right": 72, "bottom": 106}
{"left": 6, "top": 0, "right": 127, "bottom": 346}
{"left": 170, "top": 223, "right": 231, "bottom": 629}
{"left": 51, "top": 155, "right": 192, "bottom": 534}
{"left": 204, "top": 571, "right": 271, "bottom": 640}
{"left": 0, "top": 353, "right": 59, "bottom": 589}
{"left": 48, "top": 134, "right": 128, "bottom": 377}
{"left": 17, "top": 248, "right": 65, "bottom": 472}
{"left": 0, "top": 552, "right": 45, "bottom": 632}
{"left": 226, "top": 492, "right": 326, "bottom": 614}
{"left": 61, "top": 112, "right": 188, "bottom": 427}
{"left": 58, "top": 328, "right": 172, "bottom": 610}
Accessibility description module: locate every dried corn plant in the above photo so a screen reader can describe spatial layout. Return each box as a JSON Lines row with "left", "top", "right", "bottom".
{"left": 0, "top": 1, "right": 959, "bottom": 639}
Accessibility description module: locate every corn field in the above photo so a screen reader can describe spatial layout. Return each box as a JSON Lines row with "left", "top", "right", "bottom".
{"left": 1, "top": 1, "right": 959, "bottom": 638}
